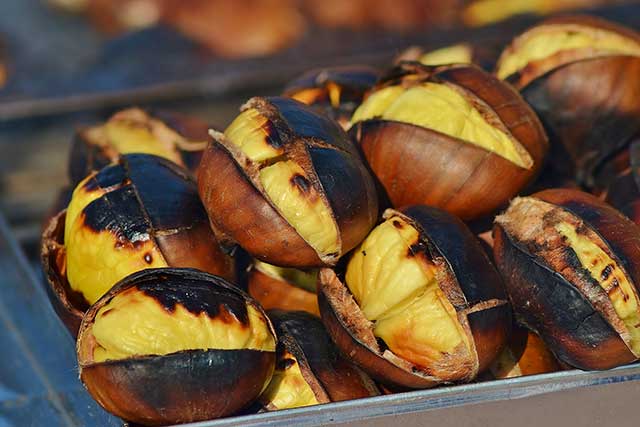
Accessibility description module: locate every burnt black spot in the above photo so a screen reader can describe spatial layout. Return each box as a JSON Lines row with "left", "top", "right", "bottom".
{"left": 408, "top": 241, "right": 427, "bottom": 257}
{"left": 263, "top": 120, "right": 284, "bottom": 149}
{"left": 601, "top": 264, "right": 614, "bottom": 281}
{"left": 376, "top": 337, "right": 389, "bottom": 353}
{"left": 361, "top": 250, "right": 367, "bottom": 256}
{"left": 277, "top": 357, "right": 296, "bottom": 371}
{"left": 291, "top": 174, "right": 311, "bottom": 193}
{"left": 392, "top": 220, "right": 403, "bottom": 229}
{"left": 144, "top": 253, "right": 153, "bottom": 264}
{"left": 135, "top": 273, "right": 250, "bottom": 325}
{"left": 133, "top": 240, "right": 145, "bottom": 250}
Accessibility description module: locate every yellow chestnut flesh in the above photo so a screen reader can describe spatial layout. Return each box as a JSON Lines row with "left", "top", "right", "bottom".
{"left": 260, "top": 350, "right": 319, "bottom": 409}
{"left": 351, "top": 83, "right": 530, "bottom": 168}
{"left": 345, "top": 216, "right": 471, "bottom": 369}
{"left": 254, "top": 260, "right": 318, "bottom": 293}
{"left": 418, "top": 44, "right": 473, "bottom": 65}
{"left": 497, "top": 24, "right": 640, "bottom": 80}
{"left": 555, "top": 222, "right": 640, "bottom": 357}
{"left": 225, "top": 109, "right": 340, "bottom": 258}
{"left": 89, "top": 286, "right": 276, "bottom": 362}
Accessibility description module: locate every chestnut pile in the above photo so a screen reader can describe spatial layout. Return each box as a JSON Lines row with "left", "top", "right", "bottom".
{"left": 40, "top": 14, "right": 640, "bottom": 426}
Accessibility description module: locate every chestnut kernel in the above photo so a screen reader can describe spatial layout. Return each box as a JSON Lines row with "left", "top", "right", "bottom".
{"left": 494, "top": 189, "right": 640, "bottom": 369}
{"left": 283, "top": 66, "right": 379, "bottom": 130}
{"left": 198, "top": 96, "right": 379, "bottom": 268}
{"left": 77, "top": 268, "right": 276, "bottom": 426}
{"left": 69, "top": 107, "right": 209, "bottom": 185}
{"left": 496, "top": 16, "right": 640, "bottom": 184}
{"left": 350, "top": 62, "right": 547, "bottom": 220}
{"left": 258, "top": 310, "right": 378, "bottom": 410}
{"left": 41, "top": 154, "right": 235, "bottom": 336}
{"left": 248, "top": 260, "right": 320, "bottom": 315}
{"left": 319, "top": 206, "right": 510, "bottom": 389}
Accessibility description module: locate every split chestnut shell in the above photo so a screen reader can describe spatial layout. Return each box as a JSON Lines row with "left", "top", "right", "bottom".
{"left": 350, "top": 62, "right": 548, "bottom": 220}
{"left": 258, "top": 310, "right": 379, "bottom": 410}
{"left": 319, "top": 206, "right": 511, "bottom": 389}
{"left": 41, "top": 154, "right": 235, "bottom": 336}
{"left": 198, "top": 96, "right": 379, "bottom": 268}
{"left": 496, "top": 16, "right": 640, "bottom": 185}
{"left": 494, "top": 189, "right": 640, "bottom": 369}
{"left": 69, "top": 108, "right": 209, "bottom": 185}
{"left": 77, "top": 268, "right": 276, "bottom": 426}
{"left": 283, "top": 66, "right": 378, "bottom": 129}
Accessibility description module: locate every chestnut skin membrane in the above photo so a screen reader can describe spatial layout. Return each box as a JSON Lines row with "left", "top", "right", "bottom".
{"left": 350, "top": 62, "right": 547, "bottom": 221}
{"left": 247, "top": 260, "right": 320, "bottom": 315}
{"left": 41, "top": 154, "right": 235, "bottom": 336}
{"left": 496, "top": 15, "right": 640, "bottom": 186}
{"left": 69, "top": 108, "right": 209, "bottom": 185}
{"left": 319, "top": 206, "right": 511, "bottom": 389}
{"left": 282, "top": 66, "right": 379, "bottom": 130}
{"left": 258, "top": 310, "right": 379, "bottom": 411}
{"left": 77, "top": 268, "right": 276, "bottom": 426}
{"left": 493, "top": 189, "right": 640, "bottom": 369}
{"left": 198, "top": 96, "right": 379, "bottom": 268}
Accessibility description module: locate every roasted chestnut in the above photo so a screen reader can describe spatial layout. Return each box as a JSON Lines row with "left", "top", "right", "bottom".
{"left": 69, "top": 108, "right": 209, "bottom": 185}
{"left": 488, "top": 325, "right": 560, "bottom": 379}
{"left": 248, "top": 261, "right": 320, "bottom": 315}
{"left": 77, "top": 268, "right": 276, "bottom": 426}
{"left": 198, "top": 96, "right": 379, "bottom": 268}
{"left": 319, "top": 206, "right": 511, "bottom": 389}
{"left": 258, "top": 310, "right": 379, "bottom": 410}
{"left": 350, "top": 62, "right": 548, "bottom": 220}
{"left": 600, "top": 140, "right": 640, "bottom": 225}
{"left": 395, "top": 42, "right": 501, "bottom": 71}
{"left": 496, "top": 16, "right": 640, "bottom": 185}
{"left": 493, "top": 189, "right": 640, "bottom": 370}
{"left": 283, "top": 66, "right": 378, "bottom": 130}
{"left": 41, "top": 154, "right": 234, "bottom": 335}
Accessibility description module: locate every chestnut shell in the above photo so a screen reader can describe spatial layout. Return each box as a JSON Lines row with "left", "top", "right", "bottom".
{"left": 493, "top": 189, "right": 640, "bottom": 369}
{"left": 77, "top": 268, "right": 276, "bottom": 426}
{"left": 501, "top": 16, "right": 640, "bottom": 185}
{"left": 247, "top": 267, "right": 319, "bottom": 316}
{"left": 69, "top": 108, "right": 209, "bottom": 185}
{"left": 283, "top": 66, "right": 378, "bottom": 128}
{"left": 198, "top": 96, "right": 379, "bottom": 267}
{"left": 261, "top": 310, "right": 379, "bottom": 409}
{"left": 41, "top": 154, "right": 235, "bottom": 336}
{"left": 353, "top": 62, "right": 548, "bottom": 220}
{"left": 319, "top": 205, "right": 511, "bottom": 389}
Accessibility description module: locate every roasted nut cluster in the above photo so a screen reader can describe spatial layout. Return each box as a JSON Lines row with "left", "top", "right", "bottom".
{"left": 38, "top": 13, "right": 640, "bottom": 426}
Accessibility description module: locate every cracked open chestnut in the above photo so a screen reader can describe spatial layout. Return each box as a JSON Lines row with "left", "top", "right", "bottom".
{"left": 496, "top": 16, "right": 640, "bottom": 185}
{"left": 493, "top": 189, "right": 640, "bottom": 370}
{"left": 319, "top": 206, "right": 511, "bottom": 389}
{"left": 77, "top": 268, "right": 276, "bottom": 426}
{"left": 283, "top": 66, "right": 378, "bottom": 130}
{"left": 487, "top": 325, "right": 560, "bottom": 379}
{"left": 258, "top": 310, "right": 378, "bottom": 410}
{"left": 248, "top": 260, "right": 320, "bottom": 315}
{"left": 198, "top": 96, "right": 379, "bottom": 268}
{"left": 350, "top": 62, "right": 547, "bottom": 220}
{"left": 41, "top": 153, "right": 234, "bottom": 336}
{"left": 69, "top": 108, "right": 209, "bottom": 185}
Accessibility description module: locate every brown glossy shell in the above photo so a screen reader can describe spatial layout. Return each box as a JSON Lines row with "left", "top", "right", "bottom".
{"left": 354, "top": 63, "right": 548, "bottom": 220}
{"left": 499, "top": 16, "right": 640, "bottom": 185}
{"left": 198, "top": 96, "right": 379, "bottom": 268}
{"left": 247, "top": 268, "right": 320, "bottom": 316}
{"left": 318, "top": 206, "right": 511, "bottom": 389}
{"left": 603, "top": 140, "right": 640, "bottom": 225}
{"left": 493, "top": 189, "right": 640, "bottom": 369}
{"left": 77, "top": 268, "right": 276, "bottom": 426}
{"left": 261, "top": 310, "right": 379, "bottom": 410}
